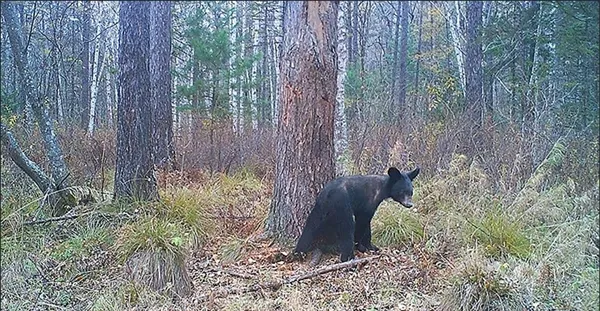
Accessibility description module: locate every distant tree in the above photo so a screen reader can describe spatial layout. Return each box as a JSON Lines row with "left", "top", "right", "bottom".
{"left": 397, "top": 1, "right": 410, "bottom": 119}
{"left": 266, "top": 1, "right": 339, "bottom": 241}
{"left": 81, "top": 1, "right": 91, "bottom": 130}
{"left": 114, "top": 1, "right": 158, "bottom": 201}
{"left": 465, "top": 1, "right": 483, "bottom": 154}
{"left": 150, "top": 1, "right": 175, "bottom": 168}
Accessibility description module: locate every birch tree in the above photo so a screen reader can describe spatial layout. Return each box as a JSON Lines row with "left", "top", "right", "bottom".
{"left": 335, "top": 1, "right": 349, "bottom": 176}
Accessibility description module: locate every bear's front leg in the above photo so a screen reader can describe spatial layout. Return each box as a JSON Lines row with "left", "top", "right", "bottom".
{"left": 360, "top": 224, "right": 380, "bottom": 252}
{"left": 354, "top": 214, "right": 379, "bottom": 253}
{"left": 337, "top": 210, "right": 356, "bottom": 262}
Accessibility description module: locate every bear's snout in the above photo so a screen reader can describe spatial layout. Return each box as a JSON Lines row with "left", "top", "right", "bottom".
{"left": 399, "top": 196, "right": 413, "bottom": 208}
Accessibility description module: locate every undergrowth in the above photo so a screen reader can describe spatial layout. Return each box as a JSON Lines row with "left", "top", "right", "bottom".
{"left": 1, "top": 132, "right": 597, "bottom": 310}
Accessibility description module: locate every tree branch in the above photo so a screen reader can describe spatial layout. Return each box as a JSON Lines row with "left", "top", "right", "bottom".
{"left": 0, "top": 122, "right": 53, "bottom": 192}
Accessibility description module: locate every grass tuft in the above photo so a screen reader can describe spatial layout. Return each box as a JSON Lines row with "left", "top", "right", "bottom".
{"left": 468, "top": 211, "right": 531, "bottom": 259}
{"left": 439, "top": 252, "right": 526, "bottom": 311}
{"left": 116, "top": 216, "right": 186, "bottom": 263}
{"left": 115, "top": 216, "right": 193, "bottom": 298}
{"left": 159, "top": 186, "right": 213, "bottom": 249}
{"left": 372, "top": 202, "right": 424, "bottom": 248}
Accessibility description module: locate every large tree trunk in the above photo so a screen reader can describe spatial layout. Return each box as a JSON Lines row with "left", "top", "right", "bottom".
{"left": 266, "top": 1, "right": 338, "bottom": 241}
{"left": 114, "top": 1, "right": 159, "bottom": 201}
{"left": 150, "top": 1, "right": 175, "bottom": 169}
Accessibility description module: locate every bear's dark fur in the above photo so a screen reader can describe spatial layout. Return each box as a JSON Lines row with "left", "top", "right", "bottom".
{"left": 294, "top": 166, "right": 420, "bottom": 262}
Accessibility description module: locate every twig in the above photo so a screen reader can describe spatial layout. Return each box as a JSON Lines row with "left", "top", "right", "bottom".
{"left": 285, "top": 255, "right": 379, "bottom": 284}
{"left": 24, "top": 213, "right": 83, "bottom": 225}
{"left": 209, "top": 256, "right": 380, "bottom": 299}
{"left": 37, "top": 301, "right": 69, "bottom": 311}
{"left": 210, "top": 268, "right": 256, "bottom": 280}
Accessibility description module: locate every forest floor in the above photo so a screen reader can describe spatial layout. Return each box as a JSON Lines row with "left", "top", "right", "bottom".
{"left": 176, "top": 239, "right": 446, "bottom": 310}
{"left": 1, "top": 148, "right": 599, "bottom": 310}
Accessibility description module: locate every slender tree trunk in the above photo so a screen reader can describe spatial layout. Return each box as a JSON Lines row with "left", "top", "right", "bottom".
{"left": 465, "top": 1, "right": 484, "bottom": 155}
{"left": 81, "top": 1, "right": 91, "bottom": 130}
{"left": 527, "top": 2, "right": 543, "bottom": 168}
{"left": 335, "top": 1, "right": 349, "bottom": 176}
{"left": 242, "top": 2, "right": 254, "bottom": 133}
{"left": 446, "top": 1, "right": 466, "bottom": 98}
{"left": 414, "top": 1, "right": 423, "bottom": 120}
{"left": 390, "top": 2, "right": 401, "bottom": 105}
{"left": 261, "top": 4, "right": 271, "bottom": 126}
{"left": 88, "top": 28, "right": 106, "bottom": 135}
{"left": 150, "top": 1, "right": 175, "bottom": 169}
{"left": 1, "top": 123, "right": 53, "bottom": 193}
{"left": 397, "top": 1, "right": 410, "bottom": 120}
{"left": 114, "top": 1, "right": 158, "bottom": 201}
{"left": 2, "top": 2, "right": 69, "bottom": 181}
{"left": 235, "top": 2, "right": 243, "bottom": 135}
{"left": 348, "top": 1, "right": 358, "bottom": 65}
{"left": 266, "top": 1, "right": 338, "bottom": 241}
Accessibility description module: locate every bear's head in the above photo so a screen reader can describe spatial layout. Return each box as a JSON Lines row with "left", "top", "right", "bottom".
{"left": 387, "top": 166, "right": 420, "bottom": 208}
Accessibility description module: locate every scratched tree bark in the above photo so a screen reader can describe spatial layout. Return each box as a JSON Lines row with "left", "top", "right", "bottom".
{"left": 266, "top": 1, "right": 339, "bottom": 241}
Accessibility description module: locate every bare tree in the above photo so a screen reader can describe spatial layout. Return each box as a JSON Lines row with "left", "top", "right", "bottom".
{"left": 1, "top": 1, "right": 75, "bottom": 215}
{"left": 114, "top": 1, "right": 158, "bottom": 201}
{"left": 266, "top": 1, "right": 339, "bottom": 241}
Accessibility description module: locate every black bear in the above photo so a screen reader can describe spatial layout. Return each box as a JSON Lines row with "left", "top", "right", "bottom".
{"left": 294, "top": 166, "right": 420, "bottom": 263}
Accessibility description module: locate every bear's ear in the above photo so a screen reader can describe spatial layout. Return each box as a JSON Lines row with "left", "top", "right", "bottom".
{"left": 388, "top": 167, "right": 402, "bottom": 181}
{"left": 407, "top": 166, "right": 420, "bottom": 181}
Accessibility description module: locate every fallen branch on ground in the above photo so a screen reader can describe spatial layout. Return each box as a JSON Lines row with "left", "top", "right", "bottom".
{"left": 24, "top": 214, "right": 82, "bottom": 225}
{"left": 208, "top": 255, "right": 380, "bottom": 299}
{"left": 209, "top": 268, "right": 257, "bottom": 280}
